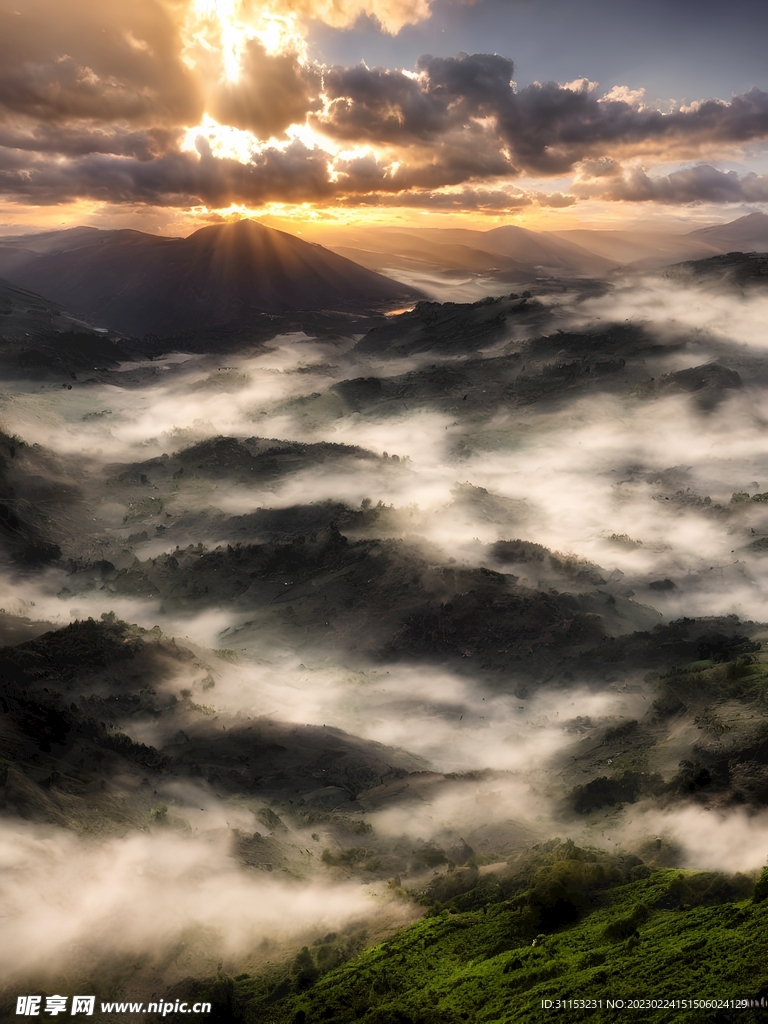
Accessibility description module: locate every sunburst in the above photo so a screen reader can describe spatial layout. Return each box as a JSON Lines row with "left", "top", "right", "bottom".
{"left": 183, "top": 0, "right": 306, "bottom": 83}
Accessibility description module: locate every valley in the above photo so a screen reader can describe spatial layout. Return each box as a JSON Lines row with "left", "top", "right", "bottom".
{"left": 2, "top": 223, "right": 768, "bottom": 1021}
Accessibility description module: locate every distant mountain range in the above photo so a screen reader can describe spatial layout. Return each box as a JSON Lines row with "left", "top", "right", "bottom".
{"left": 554, "top": 211, "right": 768, "bottom": 267}
{"left": 318, "top": 212, "right": 768, "bottom": 280}
{"left": 687, "top": 211, "right": 768, "bottom": 250}
{"left": 2, "top": 213, "right": 768, "bottom": 340}
{"left": 322, "top": 223, "right": 617, "bottom": 280}
{"left": 0, "top": 220, "right": 419, "bottom": 337}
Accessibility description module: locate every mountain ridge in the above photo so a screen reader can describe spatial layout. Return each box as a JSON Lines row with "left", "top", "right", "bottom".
{"left": 0, "top": 220, "right": 420, "bottom": 337}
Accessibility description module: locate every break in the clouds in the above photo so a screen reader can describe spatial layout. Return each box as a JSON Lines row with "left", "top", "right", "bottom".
{"left": 1, "top": 0, "right": 768, "bottom": 214}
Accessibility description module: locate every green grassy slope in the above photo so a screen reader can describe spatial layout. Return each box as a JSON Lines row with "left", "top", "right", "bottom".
{"left": 172, "top": 843, "right": 768, "bottom": 1024}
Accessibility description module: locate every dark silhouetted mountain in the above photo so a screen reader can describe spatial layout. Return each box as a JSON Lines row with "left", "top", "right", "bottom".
{"left": 0, "top": 276, "right": 130, "bottom": 376}
{"left": 0, "top": 277, "right": 78, "bottom": 342}
{"left": 0, "top": 220, "right": 421, "bottom": 336}
{"left": 0, "top": 226, "right": 104, "bottom": 254}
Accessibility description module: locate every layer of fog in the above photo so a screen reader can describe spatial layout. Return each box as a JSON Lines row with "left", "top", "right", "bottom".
{"left": 142, "top": 385, "right": 768, "bottom": 624}
{"left": 128, "top": 640, "right": 768, "bottom": 876}
{"left": 374, "top": 265, "right": 520, "bottom": 304}
{"left": 571, "top": 274, "right": 768, "bottom": 351}
{"left": 0, "top": 576, "right": 234, "bottom": 650}
{"left": 124, "top": 639, "right": 768, "bottom": 875}
{"left": 0, "top": 335, "right": 349, "bottom": 461}
{"left": 13, "top": 352, "right": 753, "bottom": 622}
{"left": 5, "top": 270, "right": 768, "bottom": 987}
{"left": 613, "top": 803, "right": 768, "bottom": 875}
{"left": 0, "top": 821, "right": 398, "bottom": 983}
{"left": 5, "top": 556, "right": 768, "bottom": 882}
{"left": 120, "top": 649, "right": 645, "bottom": 778}
{"left": 7, "top": 288, "right": 768, "bottom": 620}
{"left": 5, "top": 279, "right": 768, "bottom": 720}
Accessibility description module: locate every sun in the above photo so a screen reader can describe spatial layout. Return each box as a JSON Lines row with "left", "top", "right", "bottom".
{"left": 183, "top": 0, "right": 306, "bottom": 83}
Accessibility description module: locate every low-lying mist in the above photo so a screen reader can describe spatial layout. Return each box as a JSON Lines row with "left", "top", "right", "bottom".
{"left": 0, "top": 821, "right": 402, "bottom": 985}
{"left": 3, "top": 264, "right": 768, "bottom": 1000}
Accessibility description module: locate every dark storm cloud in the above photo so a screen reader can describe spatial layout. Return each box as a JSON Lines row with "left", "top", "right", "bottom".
{"left": 1, "top": 3, "right": 768, "bottom": 213}
{"left": 335, "top": 127, "right": 512, "bottom": 190}
{"left": 508, "top": 84, "right": 768, "bottom": 175}
{"left": 0, "top": 139, "right": 337, "bottom": 207}
{"left": 580, "top": 163, "right": 768, "bottom": 204}
{"left": 0, "top": 122, "right": 181, "bottom": 160}
{"left": 318, "top": 52, "right": 516, "bottom": 146}
{"left": 209, "top": 40, "right": 323, "bottom": 138}
{"left": 336, "top": 185, "right": 530, "bottom": 209}
{"left": 0, "top": 133, "right": 521, "bottom": 209}
{"left": 0, "top": 0, "right": 200, "bottom": 126}
{"left": 318, "top": 55, "right": 768, "bottom": 176}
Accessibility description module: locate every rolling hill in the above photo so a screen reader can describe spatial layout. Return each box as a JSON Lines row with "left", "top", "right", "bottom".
{"left": 0, "top": 220, "right": 420, "bottom": 337}
{"left": 321, "top": 224, "right": 617, "bottom": 280}
{"left": 552, "top": 213, "right": 768, "bottom": 269}
{"left": 315, "top": 213, "right": 768, "bottom": 282}
{"left": 687, "top": 211, "right": 768, "bottom": 252}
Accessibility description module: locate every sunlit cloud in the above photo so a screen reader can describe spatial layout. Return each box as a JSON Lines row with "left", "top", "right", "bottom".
{"left": 0, "top": 0, "right": 766, "bottom": 223}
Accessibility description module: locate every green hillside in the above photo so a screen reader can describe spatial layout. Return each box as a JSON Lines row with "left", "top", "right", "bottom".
{"left": 171, "top": 842, "right": 768, "bottom": 1024}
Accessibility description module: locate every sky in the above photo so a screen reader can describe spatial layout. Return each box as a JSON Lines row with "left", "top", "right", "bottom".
{"left": 1, "top": 0, "right": 768, "bottom": 233}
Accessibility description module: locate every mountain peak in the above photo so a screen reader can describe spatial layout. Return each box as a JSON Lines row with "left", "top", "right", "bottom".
{"left": 0, "top": 221, "right": 420, "bottom": 336}
{"left": 688, "top": 211, "right": 768, "bottom": 243}
{"left": 187, "top": 218, "right": 273, "bottom": 239}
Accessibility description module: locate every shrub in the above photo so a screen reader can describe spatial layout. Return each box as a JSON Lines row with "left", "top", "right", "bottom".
{"left": 603, "top": 903, "right": 650, "bottom": 941}
{"left": 753, "top": 865, "right": 768, "bottom": 904}
{"left": 527, "top": 880, "right": 588, "bottom": 932}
